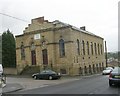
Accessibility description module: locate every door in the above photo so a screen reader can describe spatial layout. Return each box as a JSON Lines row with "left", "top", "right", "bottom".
{"left": 42, "top": 49, "right": 48, "bottom": 65}
{"left": 31, "top": 50, "right": 36, "bottom": 65}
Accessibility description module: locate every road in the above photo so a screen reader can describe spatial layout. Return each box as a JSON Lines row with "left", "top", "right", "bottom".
{"left": 4, "top": 75, "right": 120, "bottom": 95}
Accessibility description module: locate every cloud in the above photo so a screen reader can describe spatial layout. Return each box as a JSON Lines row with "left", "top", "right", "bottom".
{"left": 0, "top": 0, "right": 119, "bottom": 52}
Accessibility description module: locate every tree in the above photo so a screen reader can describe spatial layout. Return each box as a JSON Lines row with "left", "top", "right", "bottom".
{"left": 107, "top": 52, "right": 118, "bottom": 59}
{"left": 2, "top": 29, "right": 16, "bottom": 68}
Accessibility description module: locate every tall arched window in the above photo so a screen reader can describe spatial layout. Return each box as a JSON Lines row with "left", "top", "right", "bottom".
{"left": 82, "top": 40, "right": 85, "bottom": 55}
{"left": 87, "top": 41, "right": 89, "bottom": 55}
{"left": 59, "top": 39, "right": 65, "bottom": 57}
{"left": 84, "top": 66, "right": 87, "bottom": 74}
{"left": 100, "top": 44, "right": 103, "bottom": 54}
{"left": 98, "top": 44, "right": 100, "bottom": 55}
{"left": 89, "top": 65, "right": 92, "bottom": 74}
{"left": 99, "top": 63, "right": 101, "bottom": 71}
{"left": 77, "top": 39, "right": 80, "bottom": 55}
{"left": 91, "top": 42, "right": 93, "bottom": 55}
{"left": 93, "top": 64, "right": 95, "bottom": 73}
{"left": 94, "top": 43, "right": 97, "bottom": 55}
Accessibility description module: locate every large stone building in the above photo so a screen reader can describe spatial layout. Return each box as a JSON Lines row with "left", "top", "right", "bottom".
{"left": 16, "top": 17, "right": 106, "bottom": 75}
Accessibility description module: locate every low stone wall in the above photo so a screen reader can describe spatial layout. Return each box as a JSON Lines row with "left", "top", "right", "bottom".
{"left": 3, "top": 68, "right": 17, "bottom": 75}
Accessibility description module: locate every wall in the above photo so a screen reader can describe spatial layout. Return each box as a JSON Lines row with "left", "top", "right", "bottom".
{"left": 4, "top": 68, "right": 17, "bottom": 75}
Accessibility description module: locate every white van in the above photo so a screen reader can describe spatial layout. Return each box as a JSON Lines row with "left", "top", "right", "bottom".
{"left": 0, "top": 64, "right": 3, "bottom": 75}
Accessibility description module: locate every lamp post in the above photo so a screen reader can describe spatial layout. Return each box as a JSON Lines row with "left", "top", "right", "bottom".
{"left": 105, "top": 41, "right": 108, "bottom": 67}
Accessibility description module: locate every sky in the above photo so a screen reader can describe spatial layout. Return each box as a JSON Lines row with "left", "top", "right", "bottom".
{"left": 0, "top": 0, "right": 119, "bottom": 52}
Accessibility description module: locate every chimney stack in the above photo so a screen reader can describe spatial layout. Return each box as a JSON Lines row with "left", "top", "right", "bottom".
{"left": 32, "top": 16, "right": 47, "bottom": 24}
{"left": 80, "top": 26, "right": 86, "bottom": 31}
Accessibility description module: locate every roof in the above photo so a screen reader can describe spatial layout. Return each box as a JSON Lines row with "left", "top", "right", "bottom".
{"left": 52, "top": 20, "right": 103, "bottom": 39}
{"left": 52, "top": 20, "right": 70, "bottom": 27}
{"left": 15, "top": 19, "right": 103, "bottom": 39}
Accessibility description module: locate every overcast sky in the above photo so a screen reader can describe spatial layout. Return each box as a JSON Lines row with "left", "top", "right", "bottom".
{"left": 0, "top": 0, "right": 119, "bottom": 52}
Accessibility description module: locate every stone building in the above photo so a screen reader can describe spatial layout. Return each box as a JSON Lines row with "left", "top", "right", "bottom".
{"left": 16, "top": 17, "right": 106, "bottom": 75}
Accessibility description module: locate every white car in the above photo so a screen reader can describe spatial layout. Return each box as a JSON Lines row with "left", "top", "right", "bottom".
{"left": 102, "top": 67, "right": 113, "bottom": 75}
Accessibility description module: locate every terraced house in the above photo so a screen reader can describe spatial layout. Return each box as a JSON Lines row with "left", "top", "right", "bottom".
{"left": 16, "top": 17, "right": 105, "bottom": 75}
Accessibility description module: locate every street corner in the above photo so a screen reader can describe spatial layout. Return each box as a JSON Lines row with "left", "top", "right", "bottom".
{"left": 2, "top": 83, "right": 24, "bottom": 93}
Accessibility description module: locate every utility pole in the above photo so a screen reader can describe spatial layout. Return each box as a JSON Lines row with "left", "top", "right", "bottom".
{"left": 105, "top": 41, "right": 108, "bottom": 67}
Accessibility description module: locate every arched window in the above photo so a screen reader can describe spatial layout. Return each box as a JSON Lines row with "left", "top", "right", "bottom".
{"left": 77, "top": 39, "right": 80, "bottom": 55}
{"left": 59, "top": 39, "right": 65, "bottom": 57}
{"left": 89, "top": 65, "right": 92, "bottom": 74}
{"left": 94, "top": 43, "right": 97, "bottom": 55}
{"left": 100, "top": 44, "right": 103, "bottom": 54}
{"left": 102, "top": 62, "right": 104, "bottom": 70}
{"left": 84, "top": 66, "right": 87, "bottom": 74}
{"left": 87, "top": 41, "right": 89, "bottom": 55}
{"left": 82, "top": 40, "right": 85, "bottom": 55}
{"left": 96, "top": 64, "right": 99, "bottom": 72}
{"left": 93, "top": 64, "right": 95, "bottom": 73}
{"left": 91, "top": 42, "right": 93, "bottom": 55}
{"left": 99, "top": 63, "right": 101, "bottom": 71}
{"left": 79, "top": 67, "right": 82, "bottom": 75}
{"left": 98, "top": 44, "right": 100, "bottom": 55}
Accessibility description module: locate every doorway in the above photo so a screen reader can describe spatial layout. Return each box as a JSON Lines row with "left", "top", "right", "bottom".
{"left": 42, "top": 49, "right": 48, "bottom": 65}
{"left": 31, "top": 50, "right": 36, "bottom": 65}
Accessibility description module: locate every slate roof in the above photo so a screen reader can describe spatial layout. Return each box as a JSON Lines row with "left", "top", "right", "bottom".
{"left": 52, "top": 20, "right": 103, "bottom": 39}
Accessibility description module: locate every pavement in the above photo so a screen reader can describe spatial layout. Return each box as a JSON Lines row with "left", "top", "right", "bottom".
{"left": 2, "top": 73, "right": 102, "bottom": 94}
{"left": 2, "top": 83, "right": 23, "bottom": 93}
{"left": 2, "top": 75, "right": 80, "bottom": 94}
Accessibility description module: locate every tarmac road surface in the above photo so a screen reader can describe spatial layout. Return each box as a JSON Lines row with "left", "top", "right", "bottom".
{"left": 4, "top": 74, "right": 120, "bottom": 95}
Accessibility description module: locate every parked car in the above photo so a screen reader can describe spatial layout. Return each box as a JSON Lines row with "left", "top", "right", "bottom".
{"left": 109, "top": 67, "right": 120, "bottom": 87}
{"left": 102, "top": 67, "right": 113, "bottom": 75}
{"left": 32, "top": 70, "right": 61, "bottom": 80}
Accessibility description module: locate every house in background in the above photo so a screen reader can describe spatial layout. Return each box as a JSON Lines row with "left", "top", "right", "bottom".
{"left": 107, "top": 60, "right": 119, "bottom": 68}
{"left": 16, "top": 17, "right": 105, "bottom": 75}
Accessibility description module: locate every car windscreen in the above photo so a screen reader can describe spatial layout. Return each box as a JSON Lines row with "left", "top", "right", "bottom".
{"left": 106, "top": 67, "right": 113, "bottom": 70}
{"left": 41, "top": 70, "right": 56, "bottom": 74}
{"left": 46, "top": 70, "right": 56, "bottom": 74}
{"left": 112, "top": 68, "right": 120, "bottom": 73}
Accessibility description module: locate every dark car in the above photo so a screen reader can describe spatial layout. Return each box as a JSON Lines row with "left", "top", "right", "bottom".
{"left": 109, "top": 67, "right": 120, "bottom": 87}
{"left": 32, "top": 70, "right": 61, "bottom": 80}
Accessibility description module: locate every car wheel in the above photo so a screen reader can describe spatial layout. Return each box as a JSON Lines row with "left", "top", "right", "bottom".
{"left": 49, "top": 76, "right": 53, "bottom": 80}
{"left": 34, "top": 76, "right": 37, "bottom": 80}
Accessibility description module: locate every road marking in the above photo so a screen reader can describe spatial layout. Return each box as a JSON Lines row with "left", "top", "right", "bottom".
{"left": 89, "top": 93, "right": 94, "bottom": 94}
{"left": 40, "top": 85, "right": 49, "bottom": 88}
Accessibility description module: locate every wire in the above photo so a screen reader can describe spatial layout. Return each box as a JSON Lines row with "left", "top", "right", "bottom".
{"left": 0, "top": 12, "right": 29, "bottom": 23}
{"left": 0, "top": 12, "right": 44, "bottom": 27}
